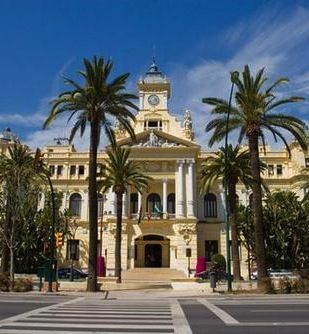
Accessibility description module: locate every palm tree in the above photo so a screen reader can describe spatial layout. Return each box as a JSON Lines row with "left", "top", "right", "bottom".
{"left": 200, "top": 144, "right": 256, "bottom": 280}
{"left": 202, "top": 65, "right": 308, "bottom": 287}
{"left": 100, "top": 146, "right": 151, "bottom": 283}
{"left": 0, "top": 145, "right": 39, "bottom": 290}
{"left": 44, "top": 56, "right": 137, "bottom": 291}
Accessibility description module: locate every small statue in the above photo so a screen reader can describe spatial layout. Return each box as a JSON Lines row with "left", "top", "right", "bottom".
{"left": 183, "top": 110, "right": 192, "bottom": 130}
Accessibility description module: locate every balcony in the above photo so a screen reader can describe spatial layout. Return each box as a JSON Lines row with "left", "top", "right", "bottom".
{"left": 130, "top": 212, "right": 176, "bottom": 220}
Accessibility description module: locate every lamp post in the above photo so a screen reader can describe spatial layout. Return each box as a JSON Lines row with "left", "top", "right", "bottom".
{"left": 34, "top": 149, "right": 56, "bottom": 293}
{"left": 47, "top": 175, "right": 56, "bottom": 292}
{"left": 224, "top": 71, "right": 239, "bottom": 292}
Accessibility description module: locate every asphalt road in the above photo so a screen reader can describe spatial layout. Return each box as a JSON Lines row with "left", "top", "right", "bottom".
{"left": 180, "top": 296, "right": 309, "bottom": 334}
{"left": 0, "top": 294, "right": 308, "bottom": 333}
{"left": 0, "top": 295, "right": 74, "bottom": 321}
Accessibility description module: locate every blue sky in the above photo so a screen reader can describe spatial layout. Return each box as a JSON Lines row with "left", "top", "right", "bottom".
{"left": 0, "top": 0, "right": 308, "bottom": 150}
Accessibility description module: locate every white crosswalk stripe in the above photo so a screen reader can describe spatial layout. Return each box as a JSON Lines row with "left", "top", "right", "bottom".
{"left": 0, "top": 297, "right": 193, "bottom": 334}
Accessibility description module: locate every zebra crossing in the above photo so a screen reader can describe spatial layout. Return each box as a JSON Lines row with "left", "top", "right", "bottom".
{"left": 0, "top": 296, "right": 192, "bottom": 334}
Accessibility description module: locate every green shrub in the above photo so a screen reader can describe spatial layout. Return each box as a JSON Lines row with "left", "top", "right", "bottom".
{"left": 211, "top": 254, "right": 226, "bottom": 271}
{"left": 279, "top": 277, "right": 292, "bottom": 294}
{"left": 13, "top": 278, "right": 33, "bottom": 292}
{"left": 261, "top": 277, "right": 276, "bottom": 294}
{"left": 0, "top": 273, "right": 10, "bottom": 292}
{"left": 292, "top": 278, "right": 309, "bottom": 293}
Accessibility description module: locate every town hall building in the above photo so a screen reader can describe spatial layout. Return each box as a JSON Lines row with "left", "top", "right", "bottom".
{"left": 1, "top": 60, "right": 308, "bottom": 278}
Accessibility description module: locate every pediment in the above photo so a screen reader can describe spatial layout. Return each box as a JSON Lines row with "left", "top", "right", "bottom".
{"left": 116, "top": 130, "right": 200, "bottom": 149}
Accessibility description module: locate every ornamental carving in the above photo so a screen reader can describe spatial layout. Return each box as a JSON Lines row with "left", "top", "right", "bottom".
{"left": 178, "top": 223, "right": 196, "bottom": 245}
{"left": 109, "top": 222, "right": 127, "bottom": 235}
{"left": 143, "top": 162, "right": 161, "bottom": 172}
{"left": 133, "top": 131, "right": 183, "bottom": 148}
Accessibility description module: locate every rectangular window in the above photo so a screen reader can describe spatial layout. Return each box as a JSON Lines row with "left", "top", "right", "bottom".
{"left": 305, "top": 158, "right": 309, "bottom": 168}
{"left": 49, "top": 165, "right": 55, "bottom": 175}
{"left": 268, "top": 164, "right": 274, "bottom": 176}
{"left": 57, "top": 165, "right": 63, "bottom": 176}
{"left": 78, "top": 165, "right": 85, "bottom": 175}
{"left": 70, "top": 165, "right": 76, "bottom": 175}
{"left": 205, "top": 240, "right": 218, "bottom": 262}
{"left": 276, "top": 164, "right": 283, "bottom": 176}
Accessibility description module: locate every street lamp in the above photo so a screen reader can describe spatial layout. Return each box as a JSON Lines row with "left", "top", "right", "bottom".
{"left": 224, "top": 71, "right": 239, "bottom": 292}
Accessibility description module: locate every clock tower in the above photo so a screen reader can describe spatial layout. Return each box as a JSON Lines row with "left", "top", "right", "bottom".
{"left": 138, "top": 58, "right": 170, "bottom": 112}
{"left": 117, "top": 58, "right": 193, "bottom": 141}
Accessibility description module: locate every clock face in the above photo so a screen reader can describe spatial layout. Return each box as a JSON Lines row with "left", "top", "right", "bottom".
{"left": 148, "top": 94, "right": 160, "bottom": 106}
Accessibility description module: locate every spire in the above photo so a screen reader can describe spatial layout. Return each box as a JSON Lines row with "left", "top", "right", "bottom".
{"left": 147, "top": 56, "right": 161, "bottom": 75}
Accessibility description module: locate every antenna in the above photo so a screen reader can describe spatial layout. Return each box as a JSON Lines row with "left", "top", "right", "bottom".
{"left": 53, "top": 137, "right": 69, "bottom": 145}
{"left": 152, "top": 44, "right": 156, "bottom": 63}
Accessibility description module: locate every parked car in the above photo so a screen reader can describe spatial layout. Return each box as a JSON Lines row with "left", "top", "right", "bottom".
{"left": 250, "top": 269, "right": 298, "bottom": 280}
{"left": 57, "top": 267, "right": 88, "bottom": 280}
{"left": 250, "top": 271, "right": 258, "bottom": 280}
{"left": 268, "top": 269, "right": 298, "bottom": 279}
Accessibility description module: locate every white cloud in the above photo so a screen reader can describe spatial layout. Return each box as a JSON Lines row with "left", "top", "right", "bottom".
{"left": 169, "top": 6, "right": 309, "bottom": 150}
{"left": 19, "top": 7, "right": 309, "bottom": 151}
{"left": 0, "top": 112, "right": 45, "bottom": 127}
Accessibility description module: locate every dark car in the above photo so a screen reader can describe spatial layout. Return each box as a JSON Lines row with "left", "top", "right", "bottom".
{"left": 57, "top": 267, "right": 88, "bottom": 280}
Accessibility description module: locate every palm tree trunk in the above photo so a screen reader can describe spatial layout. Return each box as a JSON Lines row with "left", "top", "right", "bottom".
{"left": 248, "top": 134, "right": 267, "bottom": 287}
{"left": 115, "top": 192, "right": 123, "bottom": 283}
{"left": 1, "top": 203, "right": 11, "bottom": 274}
{"left": 228, "top": 182, "right": 241, "bottom": 281}
{"left": 87, "top": 122, "right": 99, "bottom": 292}
{"left": 9, "top": 245, "right": 14, "bottom": 291}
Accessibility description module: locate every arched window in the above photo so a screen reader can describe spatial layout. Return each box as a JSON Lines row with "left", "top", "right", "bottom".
{"left": 69, "top": 193, "right": 82, "bottom": 217}
{"left": 167, "top": 193, "right": 175, "bottom": 214}
{"left": 204, "top": 193, "right": 217, "bottom": 218}
{"left": 130, "top": 193, "right": 138, "bottom": 214}
{"left": 147, "top": 193, "right": 161, "bottom": 214}
{"left": 98, "top": 193, "right": 104, "bottom": 217}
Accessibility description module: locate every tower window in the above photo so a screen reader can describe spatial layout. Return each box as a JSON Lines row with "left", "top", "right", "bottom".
{"left": 144, "top": 120, "right": 162, "bottom": 130}
{"left": 70, "top": 165, "right": 76, "bottom": 175}
{"left": 268, "top": 164, "right": 274, "bottom": 176}
{"left": 57, "top": 165, "right": 63, "bottom": 176}
{"left": 277, "top": 165, "right": 283, "bottom": 176}
{"left": 78, "top": 165, "right": 85, "bottom": 175}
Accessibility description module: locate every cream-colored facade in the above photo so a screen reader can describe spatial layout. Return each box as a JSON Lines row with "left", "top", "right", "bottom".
{"left": 1, "top": 61, "right": 308, "bottom": 278}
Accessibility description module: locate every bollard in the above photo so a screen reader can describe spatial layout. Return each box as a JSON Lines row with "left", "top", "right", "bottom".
{"left": 210, "top": 271, "right": 216, "bottom": 292}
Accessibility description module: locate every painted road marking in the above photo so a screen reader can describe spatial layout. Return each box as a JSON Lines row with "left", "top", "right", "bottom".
{"left": 197, "top": 298, "right": 239, "bottom": 325}
{"left": 170, "top": 299, "right": 193, "bottom": 334}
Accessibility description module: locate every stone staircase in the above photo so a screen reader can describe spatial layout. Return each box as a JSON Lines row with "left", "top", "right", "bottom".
{"left": 122, "top": 268, "right": 187, "bottom": 283}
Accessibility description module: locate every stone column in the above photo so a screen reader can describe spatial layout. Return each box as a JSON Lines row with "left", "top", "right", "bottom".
{"left": 162, "top": 178, "right": 167, "bottom": 218}
{"left": 122, "top": 192, "right": 128, "bottom": 218}
{"left": 187, "top": 159, "right": 195, "bottom": 218}
{"left": 138, "top": 192, "right": 142, "bottom": 213}
{"left": 111, "top": 190, "right": 116, "bottom": 216}
{"left": 176, "top": 160, "right": 185, "bottom": 218}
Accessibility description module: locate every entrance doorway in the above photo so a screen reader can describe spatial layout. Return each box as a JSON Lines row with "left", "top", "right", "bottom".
{"left": 134, "top": 235, "right": 170, "bottom": 268}
{"left": 145, "top": 244, "right": 162, "bottom": 267}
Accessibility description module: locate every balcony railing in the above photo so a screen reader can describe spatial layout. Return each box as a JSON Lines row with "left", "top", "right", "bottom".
{"left": 129, "top": 212, "right": 176, "bottom": 220}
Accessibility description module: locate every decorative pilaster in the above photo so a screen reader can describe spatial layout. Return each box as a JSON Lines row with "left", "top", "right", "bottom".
{"left": 111, "top": 190, "right": 116, "bottom": 216}
{"left": 138, "top": 192, "right": 142, "bottom": 212}
{"left": 187, "top": 159, "right": 195, "bottom": 218}
{"left": 162, "top": 178, "right": 167, "bottom": 218}
{"left": 176, "top": 160, "right": 185, "bottom": 218}
{"left": 81, "top": 190, "right": 88, "bottom": 221}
